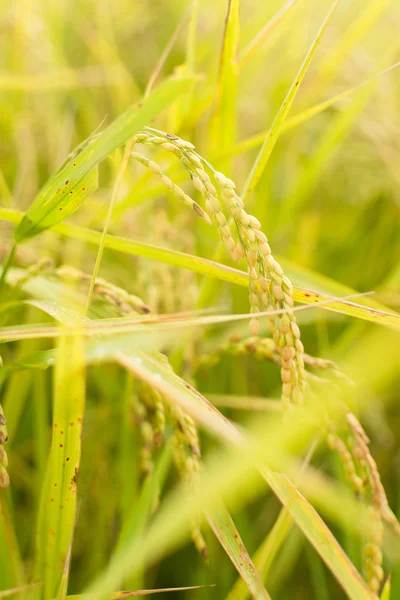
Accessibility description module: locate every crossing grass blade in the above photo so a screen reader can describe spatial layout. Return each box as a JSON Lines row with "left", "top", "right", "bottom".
{"left": 1, "top": 225, "right": 400, "bottom": 329}
{"left": 241, "top": 0, "right": 341, "bottom": 201}
{"left": 76, "top": 351, "right": 374, "bottom": 600}
{"left": 313, "top": 0, "right": 391, "bottom": 92}
{"left": 118, "top": 354, "right": 374, "bottom": 600}
{"left": 0, "top": 583, "right": 41, "bottom": 599}
{"left": 239, "top": 0, "right": 297, "bottom": 67}
{"left": 205, "top": 500, "right": 271, "bottom": 600}
{"left": 227, "top": 508, "right": 293, "bottom": 600}
{"left": 227, "top": 444, "right": 316, "bottom": 600}
{"left": 13, "top": 74, "right": 197, "bottom": 243}
{"left": 0, "top": 290, "right": 391, "bottom": 345}
{"left": 217, "top": 59, "right": 400, "bottom": 161}
{"left": 63, "top": 586, "right": 214, "bottom": 599}
{"left": 0, "top": 273, "right": 387, "bottom": 600}
{"left": 259, "top": 470, "right": 374, "bottom": 600}
{"left": 279, "top": 39, "right": 400, "bottom": 226}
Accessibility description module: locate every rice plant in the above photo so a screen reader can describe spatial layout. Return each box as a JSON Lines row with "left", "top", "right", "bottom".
{"left": 1, "top": 1, "right": 400, "bottom": 599}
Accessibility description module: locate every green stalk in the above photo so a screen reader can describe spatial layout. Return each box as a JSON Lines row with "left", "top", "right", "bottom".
{"left": 0, "top": 244, "right": 17, "bottom": 290}
{"left": 84, "top": 137, "right": 136, "bottom": 315}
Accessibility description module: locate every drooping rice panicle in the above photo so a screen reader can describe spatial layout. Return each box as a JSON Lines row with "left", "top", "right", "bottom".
{"left": 363, "top": 505, "right": 385, "bottom": 595}
{"left": 131, "top": 150, "right": 212, "bottom": 225}
{"left": 347, "top": 412, "right": 400, "bottom": 534}
{"left": 326, "top": 432, "right": 364, "bottom": 495}
{"left": 195, "top": 334, "right": 348, "bottom": 383}
{"left": 326, "top": 410, "right": 400, "bottom": 593}
{"left": 131, "top": 128, "right": 305, "bottom": 406}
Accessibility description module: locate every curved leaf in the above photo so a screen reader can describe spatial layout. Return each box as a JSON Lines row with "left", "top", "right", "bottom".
{"left": 206, "top": 501, "right": 271, "bottom": 600}
{"left": 14, "top": 74, "right": 197, "bottom": 242}
{"left": 241, "top": 0, "right": 341, "bottom": 200}
{"left": 1, "top": 212, "right": 400, "bottom": 329}
{"left": 115, "top": 353, "right": 374, "bottom": 600}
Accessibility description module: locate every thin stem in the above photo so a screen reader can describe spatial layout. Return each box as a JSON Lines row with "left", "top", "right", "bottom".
{"left": 0, "top": 243, "right": 17, "bottom": 290}
{"left": 84, "top": 138, "right": 136, "bottom": 316}
{"left": 144, "top": 1, "right": 194, "bottom": 98}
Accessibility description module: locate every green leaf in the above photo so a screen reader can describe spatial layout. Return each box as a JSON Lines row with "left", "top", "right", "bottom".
{"left": 15, "top": 165, "right": 99, "bottom": 241}
{"left": 239, "top": 0, "right": 297, "bottom": 66}
{"left": 0, "top": 300, "right": 376, "bottom": 600}
{"left": 227, "top": 445, "right": 316, "bottom": 600}
{"left": 259, "top": 470, "right": 374, "bottom": 600}
{"left": 241, "top": 0, "right": 341, "bottom": 200}
{"left": 36, "top": 331, "right": 86, "bottom": 600}
{"left": 217, "top": 59, "right": 400, "bottom": 162}
{"left": 211, "top": 0, "right": 240, "bottom": 159}
{"left": 314, "top": 0, "right": 390, "bottom": 91}
{"left": 113, "top": 354, "right": 374, "bottom": 600}
{"left": 1, "top": 225, "right": 400, "bottom": 330}
{"left": 279, "top": 40, "right": 400, "bottom": 225}
{"left": 380, "top": 575, "right": 391, "bottom": 600}
{"left": 206, "top": 500, "right": 271, "bottom": 600}
{"left": 14, "top": 161, "right": 98, "bottom": 243}
{"left": 14, "top": 74, "right": 197, "bottom": 242}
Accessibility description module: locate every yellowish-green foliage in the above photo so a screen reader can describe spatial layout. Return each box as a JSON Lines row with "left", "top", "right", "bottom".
{"left": 1, "top": 1, "right": 400, "bottom": 599}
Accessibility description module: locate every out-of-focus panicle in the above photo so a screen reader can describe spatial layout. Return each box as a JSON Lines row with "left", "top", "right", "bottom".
{"left": 131, "top": 381, "right": 206, "bottom": 557}
{"left": 9, "top": 259, "right": 206, "bottom": 555}
{"left": 363, "top": 505, "right": 384, "bottom": 595}
{"left": 327, "top": 410, "right": 400, "bottom": 594}
{"left": 169, "top": 402, "right": 207, "bottom": 559}
{"left": 56, "top": 266, "right": 152, "bottom": 315}
{"left": 195, "top": 335, "right": 277, "bottom": 370}
{"left": 347, "top": 412, "right": 400, "bottom": 535}
{"left": 0, "top": 384, "right": 9, "bottom": 489}
{"left": 132, "top": 384, "right": 157, "bottom": 477}
{"left": 12, "top": 260, "right": 152, "bottom": 315}
{"left": 194, "top": 334, "right": 345, "bottom": 399}
{"left": 327, "top": 432, "right": 364, "bottom": 494}
{"left": 191, "top": 324, "right": 400, "bottom": 595}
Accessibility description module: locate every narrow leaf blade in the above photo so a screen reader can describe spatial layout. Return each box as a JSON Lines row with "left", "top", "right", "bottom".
{"left": 242, "top": 0, "right": 341, "bottom": 200}
{"left": 15, "top": 74, "right": 197, "bottom": 242}
{"left": 206, "top": 501, "right": 271, "bottom": 600}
